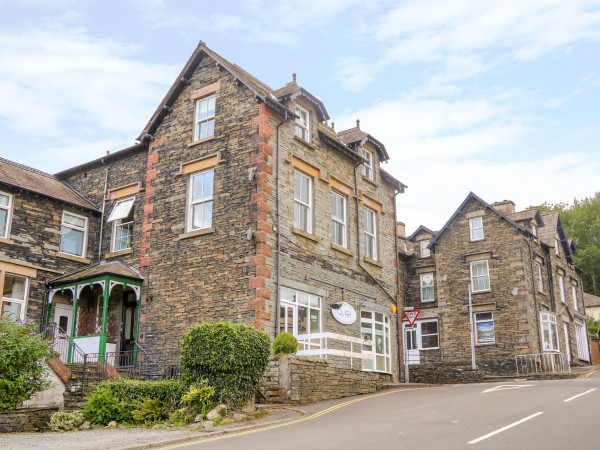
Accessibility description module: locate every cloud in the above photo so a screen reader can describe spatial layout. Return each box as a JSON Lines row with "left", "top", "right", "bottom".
{"left": 335, "top": 57, "right": 375, "bottom": 90}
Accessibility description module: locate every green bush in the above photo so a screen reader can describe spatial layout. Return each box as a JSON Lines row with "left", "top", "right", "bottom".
{"left": 131, "top": 398, "right": 167, "bottom": 425}
{"left": 181, "top": 381, "right": 216, "bottom": 417}
{"left": 273, "top": 332, "right": 298, "bottom": 355}
{"left": 48, "top": 411, "right": 85, "bottom": 431}
{"left": 0, "top": 319, "right": 52, "bottom": 410}
{"left": 180, "top": 322, "right": 270, "bottom": 407}
{"left": 100, "top": 378, "right": 187, "bottom": 411}
{"left": 83, "top": 387, "right": 131, "bottom": 425}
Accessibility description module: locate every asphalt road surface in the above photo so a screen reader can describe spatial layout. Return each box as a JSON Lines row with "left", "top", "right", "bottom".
{"left": 161, "top": 370, "right": 600, "bottom": 450}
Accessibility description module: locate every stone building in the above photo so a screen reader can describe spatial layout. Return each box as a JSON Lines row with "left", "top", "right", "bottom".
{"left": 399, "top": 192, "right": 591, "bottom": 373}
{"left": 1, "top": 41, "right": 406, "bottom": 381}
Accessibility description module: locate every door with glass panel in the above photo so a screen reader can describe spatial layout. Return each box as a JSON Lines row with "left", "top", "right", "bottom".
{"left": 361, "top": 310, "right": 391, "bottom": 372}
{"left": 403, "top": 323, "right": 420, "bottom": 365}
{"left": 53, "top": 304, "right": 73, "bottom": 363}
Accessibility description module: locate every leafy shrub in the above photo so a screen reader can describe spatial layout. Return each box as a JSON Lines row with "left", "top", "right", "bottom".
{"left": 180, "top": 322, "right": 270, "bottom": 407}
{"left": 131, "top": 398, "right": 167, "bottom": 425}
{"left": 181, "top": 381, "right": 216, "bottom": 417}
{"left": 100, "top": 378, "right": 187, "bottom": 411}
{"left": 169, "top": 407, "right": 194, "bottom": 425}
{"left": 273, "top": 332, "right": 298, "bottom": 355}
{"left": 83, "top": 387, "right": 131, "bottom": 425}
{"left": 0, "top": 319, "right": 52, "bottom": 410}
{"left": 48, "top": 411, "right": 85, "bottom": 431}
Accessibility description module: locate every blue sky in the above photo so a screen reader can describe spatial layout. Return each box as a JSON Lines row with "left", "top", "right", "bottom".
{"left": 1, "top": 0, "right": 599, "bottom": 232}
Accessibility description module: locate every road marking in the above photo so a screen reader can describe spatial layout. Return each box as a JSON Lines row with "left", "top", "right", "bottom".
{"left": 577, "top": 369, "right": 598, "bottom": 379}
{"left": 467, "top": 412, "right": 544, "bottom": 444}
{"left": 564, "top": 388, "right": 597, "bottom": 402}
{"left": 159, "top": 388, "right": 422, "bottom": 449}
{"left": 481, "top": 384, "right": 534, "bottom": 394}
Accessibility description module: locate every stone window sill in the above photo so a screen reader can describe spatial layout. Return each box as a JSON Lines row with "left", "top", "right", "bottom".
{"left": 105, "top": 248, "right": 133, "bottom": 259}
{"left": 470, "top": 238, "right": 486, "bottom": 243}
{"left": 363, "top": 256, "right": 383, "bottom": 268}
{"left": 362, "top": 176, "right": 379, "bottom": 187}
{"left": 291, "top": 227, "right": 320, "bottom": 243}
{"left": 0, "top": 236, "right": 14, "bottom": 245}
{"left": 471, "top": 289, "right": 492, "bottom": 295}
{"left": 57, "top": 252, "right": 91, "bottom": 264}
{"left": 177, "top": 227, "right": 215, "bottom": 240}
{"left": 187, "top": 136, "right": 217, "bottom": 148}
{"left": 294, "top": 136, "right": 316, "bottom": 150}
{"left": 475, "top": 342, "right": 497, "bottom": 347}
{"left": 331, "top": 243, "right": 353, "bottom": 256}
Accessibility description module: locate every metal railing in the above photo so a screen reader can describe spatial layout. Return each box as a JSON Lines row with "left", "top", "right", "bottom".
{"left": 515, "top": 352, "right": 571, "bottom": 375}
{"left": 295, "top": 332, "right": 374, "bottom": 369}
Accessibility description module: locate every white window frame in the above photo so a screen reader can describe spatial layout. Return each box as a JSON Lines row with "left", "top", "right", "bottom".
{"left": 572, "top": 285, "right": 578, "bottom": 311}
{"left": 470, "top": 260, "right": 490, "bottom": 292}
{"left": 474, "top": 312, "right": 495, "bottom": 344}
{"left": 59, "top": 211, "right": 88, "bottom": 257}
{"left": 409, "top": 319, "right": 440, "bottom": 350}
{"left": 187, "top": 169, "right": 214, "bottom": 232}
{"left": 111, "top": 197, "right": 135, "bottom": 253}
{"left": 294, "top": 170, "right": 312, "bottom": 233}
{"left": 363, "top": 206, "right": 377, "bottom": 260}
{"left": 360, "top": 310, "right": 392, "bottom": 373}
{"left": 555, "top": 239, "right": 560, "bottom": 256}
{"left": 0, "top": 191, "right": 13, "bottom": 239}
{"left": 575, "top": 317, "right": 590, "bottom": 361}
{"left": 535, "top": 262, "right": 543, "bottom": 293}
{"left": 420, "top": 273, "right": 435, "bottom": 302}
{"left": 469, "top": 217, "right": 484, "bottom": 241}
{"left": 294, "top": 105, "right": 310, "bottom": 142}
{"left": 331, "top": 191, "right": 346, "bottom": 247}
{"left": 532, "top": 224, "right": 537, "bottom": 238}
{"left": 1, "top": 273, "right": 29, "bottom": 321}
{"left": 420, "top": 240, "right": 430, "bottom": 258}
{"left": 558, "top": 276, "right": 566, "bottom": 303}
{"left": 540, "top": 312, "right": 560, "bottom": 352}
{"left": 362, "top": 148, "right": 373, "bottom": 180}
{"left": 193, "top": 94, "right": 216, "bottom": 141}
{"left": 279, "top": 287, "right": 321, "bottom": 351}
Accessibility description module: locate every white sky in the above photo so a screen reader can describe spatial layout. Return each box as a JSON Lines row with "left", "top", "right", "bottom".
{"left": 1, "top": 0, "right": 599, "bottom": 233}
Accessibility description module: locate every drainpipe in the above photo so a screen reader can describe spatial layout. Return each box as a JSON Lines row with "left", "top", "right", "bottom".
{"left": 98, "top": 161, "right": 109, "bottom": 260}
{"left": 392, "top": 192, "right": 403, "bottom": 382}
{"left": 526, "top": 236, "right": 543, "bottom": 353}
{"left": 274, "top": 110, "right": 289, "bottom": 338}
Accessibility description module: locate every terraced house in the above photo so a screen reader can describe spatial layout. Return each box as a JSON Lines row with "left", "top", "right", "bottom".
{"left": 398, "top": 193, "right": 590, "bottom": 374}
{"left": 1, "top": 41, "right": 406, "bottom": 381}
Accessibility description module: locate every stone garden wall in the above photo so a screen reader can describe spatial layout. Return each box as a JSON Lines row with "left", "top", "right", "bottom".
{"left": 408, "top": 362, "right": 485, "bottom": 384}
{"left": 0, "top": 407, "right": 58, "bottom": 433}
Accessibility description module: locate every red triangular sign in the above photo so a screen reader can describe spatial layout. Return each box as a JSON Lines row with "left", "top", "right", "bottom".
{"left": 404, "top": 309, "right": 420, "bottom": 325}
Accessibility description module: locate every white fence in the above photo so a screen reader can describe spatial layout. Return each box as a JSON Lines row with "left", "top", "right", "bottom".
{"left": 515, "top": 353, "right": 571, "bottom": 375}
{"left": 295, "top": 332, "right": 374, "bottom": 369}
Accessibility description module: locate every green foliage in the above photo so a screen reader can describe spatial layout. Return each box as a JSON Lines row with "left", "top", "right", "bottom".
{"left": 99, "top": 378, "right": 187, "bottom": 411}
{"left": 0, "top": 319, "right": 52, "bottom": 411}
{"left": 180, "top": 322, "right": 271, "bottom": 407}
{"left": 588, "top": 315, "right": 600, "bottom": 339}
{"left": 273, "top": 332, "right": 298, "bottom": 355}
{"left": 181, "top": 381, "right": 216, "bottom": 416}
{"left": 131, "top": 398, "right": 167, "bottom": 425}
{"left": 48, "top": 411, "right": 85, "bottom": 431}
{"left": 169, "top": 407, "right": 194, "bottom": 425}
{"left": 83, "top": 387, "right": 131, "bottom": 425}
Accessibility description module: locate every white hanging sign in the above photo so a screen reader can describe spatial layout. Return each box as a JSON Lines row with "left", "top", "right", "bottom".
{"left": 331, "top": 302, "right": 357, "bottom": 325}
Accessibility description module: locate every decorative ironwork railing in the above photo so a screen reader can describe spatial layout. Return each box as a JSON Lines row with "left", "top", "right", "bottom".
{"left": 515, "top": 352, "right": 571, "bottom": 375}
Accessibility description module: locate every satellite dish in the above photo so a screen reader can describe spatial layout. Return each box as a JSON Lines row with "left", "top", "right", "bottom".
{"left": 511, "top": 287, "right": 518, "bottom": 296}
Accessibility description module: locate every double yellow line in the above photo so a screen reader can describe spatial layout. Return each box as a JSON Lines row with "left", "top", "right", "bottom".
{"left": 160, "top": 388, "right": 412, "bottom": 449}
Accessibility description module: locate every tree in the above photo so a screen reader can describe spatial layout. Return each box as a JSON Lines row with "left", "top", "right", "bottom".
{"left": 531, "top": 192, "right": 600, "bottom": 295}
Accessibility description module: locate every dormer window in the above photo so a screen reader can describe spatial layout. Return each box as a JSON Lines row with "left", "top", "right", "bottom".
{"left": 420, "top": 240, "right": 430, "bottom": 258}
{"left": 295, "top": 105, "right": 309, "bottom": 142}
{"left": 362, "top": 148, "right": 373, "bottom": 180}
{"left": 469, "top": 217, "right": 484, "bottom": 241}
{"left": 532, "top": 224, "right": 537, "bottom": 238}
{"left": 194, "top": 95, "right": 216, "bottom": 141}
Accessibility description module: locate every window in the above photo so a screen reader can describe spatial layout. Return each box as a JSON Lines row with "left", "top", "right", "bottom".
{"left": 294, "top": 105, "right": 309, "bottom": 141}
{"left": 420, "top": 273, "right": 434, "bottom": 302}
{"left": 279, "top": 287, "right": 321, "bottom": 352}
{"left": 470, "top": 260, "right": 490, "bottom": 292}
{"left": 535, "top": 263, "right": 543, "bottom": 293}
{"left": 1, "top": 274, "right": 28, "bottom": 321}
{"left": 420, "top": 240, "right": 430, "bottom": 258}
{"left": 187, "top": 170, "right": 214, "bottom": 232}
{"left": 469, "top": 217, "right": 484, "bottom": 241}
{"left": 294, "top": 170, "right": 312, "bottom": 233}
{"left": 541, "top": 312, "right": 559, "bottom": 351}
{"left": 362, "top": 148, "right": 373, "bottom": 179}
{"left": 0, "top": 191, "right": 12, "bottom": 238}
{"left": 361, "top": 310, "right": 391, "bottom": 373}
{"left": 555, "top": 239, "right": 560, "bottom": 256}
{"left": 575, "top": 317, "right": 590, "bottom": 361}
{"left": 474, "top": 312, "right": 495, "bottom": 344}
{"left": 331, "top": 191, "right": 346, "bottom": 247}
{"left": 364, "top": 207, "right": 377, "bottom": 260}
{"left": 59, "top": 212, "right": 87, "bottom": 257}
{"left": 403, "top": 320, "right": 440, "bottom": 351}
{"left": 107, "top": 197, "right": 135, "bottom": 252}
{"left": 532, "top": 224, "right": 537, "bottom": 238}
{"left": 194, "top": 95, "right": 216, "bottom": 141}
{"left": 572, "top": 285, "right": 578, "bottom": 311}
{"left": 559, "top": 276, "right": 566, "bottom": 303}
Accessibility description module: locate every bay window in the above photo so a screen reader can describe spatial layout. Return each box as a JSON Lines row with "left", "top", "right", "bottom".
{"left": 361, "top": 310, "right": 391, "bottom": 373}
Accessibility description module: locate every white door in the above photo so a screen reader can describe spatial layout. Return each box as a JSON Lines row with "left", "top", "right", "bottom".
{"left": 403, "top": 324, "right": 420, "bottom": 365}
{"left": 53, "top": 304, "right": 73, "bottom": 363}
{"left": 575, "top": 319, "right": 590, "bottom": 362}
{"left": 563, "top": 323, "right": 571, "bottom": 361}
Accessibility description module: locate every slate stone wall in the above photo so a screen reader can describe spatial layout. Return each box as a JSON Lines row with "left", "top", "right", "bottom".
{"left": 0, "top": 407, "right": 58, "bottom": 433}
{"left": 408, "top": 362, "right": 484, "bottom": 384}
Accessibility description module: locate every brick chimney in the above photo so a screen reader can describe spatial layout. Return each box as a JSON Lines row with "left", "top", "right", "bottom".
{"left": 396, "top": 221, "right": 406, "bottom": 238}
{"left": 491, "top": 200, "right": 516, "bottom": 215}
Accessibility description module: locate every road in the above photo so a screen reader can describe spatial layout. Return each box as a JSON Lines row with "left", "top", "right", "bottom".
{"left": 161, "top": 370, "right": 600, "bottom": 450}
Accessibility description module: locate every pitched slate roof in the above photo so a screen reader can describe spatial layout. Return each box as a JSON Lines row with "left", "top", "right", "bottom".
{"left": 507, "top": 209, "right": 543, "bottom": 226}
{"left": 0, "top": 157, "right": 98, "bottom": 211}
{"left": 397, "top": 236, "right": 415, "bottom": 256}
{"left": 49, "top": 260, "right": 143, "bottom": 286}
{"left": 408, "top": 225, "right": 437, "bottom": 242}
{"left": 337, "top": 125, "right": 390, "bottom": 161}
{"left": 584, "top": 292, "right": 600, "bottom": 308}
{"left": 539, "top": 212, "right": 559, "bottom": 246}
{"left": 273, "top": 77, "right": 330, "bottom": 122}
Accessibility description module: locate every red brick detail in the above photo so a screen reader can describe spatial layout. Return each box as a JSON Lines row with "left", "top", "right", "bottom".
{"left": 141, "top": 140, "right": 159, "bottom": 275}
{"left": 249, "top": 103, "right": 276, "bottom": 330}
